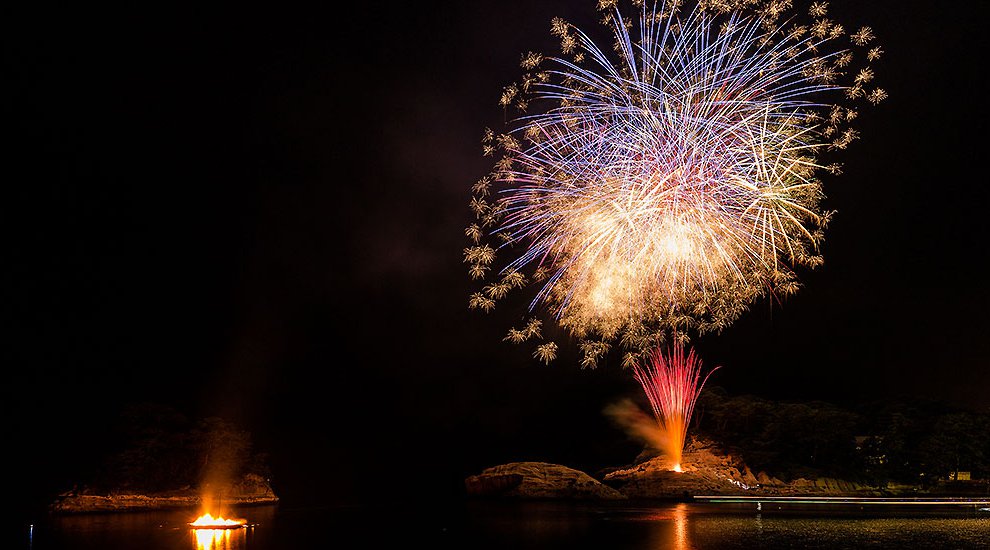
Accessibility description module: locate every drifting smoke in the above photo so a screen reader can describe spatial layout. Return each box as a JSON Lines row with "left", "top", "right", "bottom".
{"left": 604, "top": 398, "right": 669, "bottom": 455}
{"left": 612, "top": 343, "right": 718, "bottom": 471}
{"left": 196, "top": 418, "right": 254, "bottom": 516}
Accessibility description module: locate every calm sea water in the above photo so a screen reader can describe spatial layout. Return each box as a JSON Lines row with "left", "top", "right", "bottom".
{"left": 21, "top": 501, "right": 990, "bottom": 549}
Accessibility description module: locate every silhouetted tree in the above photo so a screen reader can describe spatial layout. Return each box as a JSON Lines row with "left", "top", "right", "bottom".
{"left": 91, "top": 404, "right": 267, "bottom": 494}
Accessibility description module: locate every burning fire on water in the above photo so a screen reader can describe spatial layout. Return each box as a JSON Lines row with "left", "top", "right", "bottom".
{"left": 189, "top": 513, "right": 246, "bottom": 529}
{"left": 190, "top": 513, "right": 248, "bottom": 550}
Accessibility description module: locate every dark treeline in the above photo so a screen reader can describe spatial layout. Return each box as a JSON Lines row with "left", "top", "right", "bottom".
{"left": 85, "top": 403, "right": 270, "bottom": 494}
{"left": 694, "top": 388, "right": 990, "bottom": 489}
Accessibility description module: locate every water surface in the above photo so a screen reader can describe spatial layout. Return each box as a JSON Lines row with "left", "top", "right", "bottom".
{"left": 24, "top": 501, "right": 990, "bottom": 549}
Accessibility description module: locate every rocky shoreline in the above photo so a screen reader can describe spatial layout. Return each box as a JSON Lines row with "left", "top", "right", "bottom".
{"left": 465, "top": 439, "right": 931, "bottom": 500}
{"left": 602, "top": 439, "right": 878, "bottom": 499}
{"left": 466, "top": 462, "right": 626, "bottom": 500}
{"left": 51, "top": 474, "right": 279, "bottom": 514}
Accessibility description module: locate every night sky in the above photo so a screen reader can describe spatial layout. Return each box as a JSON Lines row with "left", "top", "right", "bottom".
{"left": 6, "top": 0, "right": 989, "bottom": 518}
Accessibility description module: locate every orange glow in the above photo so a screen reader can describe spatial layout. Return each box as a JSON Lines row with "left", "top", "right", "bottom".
{"left": 633, "top": 344, "right": 717, "bottom": 475}
{"left": 642, "top": 503, "right": 691, "bottom": 550}
{"left": 192, "top": 526, "right": 247, "bottom": 550}
{"left": 672, "top": 503, "right": 688, "bottom": 550}
{"left": 194, "top": 528, "right": 229, "bottom": 550}
{"left": 603, "top": 399, "right": 689, "bottom": 472}
{"left": 189, "top": 513, "right": 246, "bottom": 529}
{"left": 190, "top": 513, "right": 247, "bottom": 550}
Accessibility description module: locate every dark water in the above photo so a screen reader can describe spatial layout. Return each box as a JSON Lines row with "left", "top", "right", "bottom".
{"left": 21, "top": 502, "right": 990, "bottom": 549}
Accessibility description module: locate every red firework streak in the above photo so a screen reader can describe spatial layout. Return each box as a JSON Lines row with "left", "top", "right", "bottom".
{"left": 633, "top": 343, "right": 719, "bottom": 472}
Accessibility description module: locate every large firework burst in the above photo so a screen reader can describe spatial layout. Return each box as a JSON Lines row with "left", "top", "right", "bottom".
{"left": 466, "top": 0, "right": 883, "bottom": 367}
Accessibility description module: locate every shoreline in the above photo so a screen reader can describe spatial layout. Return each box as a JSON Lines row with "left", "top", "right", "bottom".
{"left": 51, "top": 492, "right": 279, "bottom": 515}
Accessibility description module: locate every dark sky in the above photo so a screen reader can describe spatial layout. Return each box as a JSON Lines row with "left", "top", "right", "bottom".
{"left": 5, "top": 0, "right": 989, "bottom": 516}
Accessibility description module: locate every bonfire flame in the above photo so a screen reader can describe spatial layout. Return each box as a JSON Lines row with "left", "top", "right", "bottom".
{"left": 189, "top": 513, "right": 246, "bottom": 529}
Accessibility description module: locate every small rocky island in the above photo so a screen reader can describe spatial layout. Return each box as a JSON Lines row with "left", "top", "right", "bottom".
{"left": 52, "top": 473, "right": 278, "bottom": 513}
{"left": 467, "top": 438, "right": 885, "bottom": 500}
{"left": 466, "top": 462, "right": 625, "bottom": 500}
{"left": 466, "top": 392, "right": 990, "bottom": 501}
{"left": 50, "top": 405, "right": 278, "bottom": 514}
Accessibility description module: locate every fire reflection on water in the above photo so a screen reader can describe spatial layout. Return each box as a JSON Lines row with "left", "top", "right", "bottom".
{"left": 672, "top": 503, "right": 688, "bottom": 550}
{"left": 193, "top": 527, "right": 246, "bottom": 550}
{"left": 641, "top": 502, "right": 691, "bottom": 550}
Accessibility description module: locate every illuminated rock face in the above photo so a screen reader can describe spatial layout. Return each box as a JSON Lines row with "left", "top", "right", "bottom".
{"left": 466, "top": 444, "right": 892, "bottom": 501}
{"left": 605, "top": 452, "right": 762, "bottom": 498}
{"left": 465, "top": 462, "right": 624, "bottom": 500}
{"left": 604, "top": 438, "right": 875, "bottom": 499}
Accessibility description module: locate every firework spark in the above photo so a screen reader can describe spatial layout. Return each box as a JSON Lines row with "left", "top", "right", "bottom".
{"left": 467, "top": 0, "right": 883, "bottom": 366}
{"left": 633, "top": 342, "right": 718, "bottom": 471}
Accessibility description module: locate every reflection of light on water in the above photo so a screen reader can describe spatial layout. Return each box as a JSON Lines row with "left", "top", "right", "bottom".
{"left": 695, "top": 495, "right": 990, "bottom": 506}
{"left": 195, "top": 529, "right": 227, "bottom": 550}
{"left": 193, "top": 527, "right": 246, "bottom": 550}
{"left": 673, "top": 503, "right": 688, "bottom": 550}
{"left": 641, "top": 503, "right": 692, "bottom": 550}
{"left": 190, "top": 512, "right": 248, "bottom": 550}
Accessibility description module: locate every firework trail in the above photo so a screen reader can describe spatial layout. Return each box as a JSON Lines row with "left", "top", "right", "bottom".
{"left": 466, "top": 0, "right": 883, "bottom": 367}
{"left": 632, "top": 342, "right": 718, "bottom": 470}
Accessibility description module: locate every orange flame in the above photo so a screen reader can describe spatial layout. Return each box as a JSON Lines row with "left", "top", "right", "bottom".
{"left": 632, "top": 343, "right": 718, "bottom": 471}
{"left": 189, "top": 513, "right": 246, "bottom": 529}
